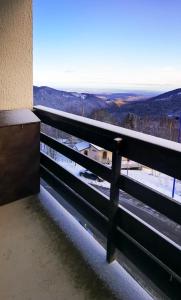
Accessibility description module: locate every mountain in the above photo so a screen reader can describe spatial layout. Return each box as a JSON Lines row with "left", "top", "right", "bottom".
{"left": 34, "top": 86, "right": 181, "bottom": 123}
{"left": 108, "top": 88, "right": 181, "bottom": 122}
{"left": 96, "top": 92, "right": 149, "bottom": 105}
{"left": 150, "top": 88, "right": 181, "bottom": 102}
{"left": 33, "top": 86, "right": 109, "bottom": 117}
{"left": 33, "top": 86, "right": 149, "bottom": 117}
{"left": 33, "top": 86, "right": 181, "bottom": 141}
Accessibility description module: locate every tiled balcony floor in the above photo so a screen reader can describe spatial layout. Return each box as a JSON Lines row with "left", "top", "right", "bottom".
{"left": 0, "top": 195, "right": 117, "bottom": 300}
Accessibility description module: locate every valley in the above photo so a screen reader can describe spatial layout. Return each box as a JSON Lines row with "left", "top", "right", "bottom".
{"left": 34, "top": 86, "right": 181, "bottom": 142}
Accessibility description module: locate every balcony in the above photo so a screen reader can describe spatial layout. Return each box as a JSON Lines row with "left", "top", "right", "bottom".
{"left": 0, "top": 105, "right": 181, "bottom": 300}
{"left": 1, "top": 1, "right": 180, "bottom": 298}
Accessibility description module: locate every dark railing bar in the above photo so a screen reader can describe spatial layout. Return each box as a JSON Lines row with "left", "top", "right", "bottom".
{"left": 116, "top": 226, "right": 181, "bottom": 283}
{"left": 40, "top": 132, "right": 112, "bottom": 182}
{"left": 34, "top": 105, "right": 181, "bottom": 153}
{"left": 40, "top": 132, "right": 181, "bottom": 225}
{"left": 36, "top": 110, "right": 114, "bottom": 150}
{"left": 41, "top": 152, "right": 181, "bottom": 279}
{"left": 42, "top": 164, "right": 181, "bottom": 288}
{"left": 41, "top": 152, "right": 110, "bottom": 217}
{"left": 41, "top": 161, "right": 181, "bottom": 283}
{"left": 107, "top": 138, "right": 122, "bottom": 263}
{"left": 119, "top": 174, "right": 181, "bottom": 225}
{"left": 116, "top": 205, "right": 181, "bottom": 279}
{"left": 114, "top": 228, "right": 181, "bottom": 298}
{"left": 34, "top": 106, "right": 181, "bottom": 179}
{"left": 41, "top": 158, "right": 181, "bottom": 278}
{"left": 34, "top": 106, "right": 181, "bottom": 296}
{"left": 41, "top": 165, "right": 108, "bottom": 236}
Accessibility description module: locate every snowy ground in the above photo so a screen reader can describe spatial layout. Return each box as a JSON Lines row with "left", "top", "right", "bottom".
{"left": 56, "top": 154, "right": 181, "bottom": 204}
{"left": 39, "top": 187, "right": 154, "bottom": 300}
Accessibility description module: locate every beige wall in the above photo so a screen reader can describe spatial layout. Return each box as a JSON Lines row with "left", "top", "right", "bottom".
{"left": 86, "top": 146, "right": 112, "bottom": 164}
{"left": 0, "top": 0, "right": 32, "bottom": 110}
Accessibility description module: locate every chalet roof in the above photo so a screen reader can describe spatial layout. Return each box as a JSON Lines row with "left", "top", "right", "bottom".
{"left": 91, "top": 144, "right": 105, "bottom": 151}
{"left": 74, "top": 141, "right": 90, "bottom": 151}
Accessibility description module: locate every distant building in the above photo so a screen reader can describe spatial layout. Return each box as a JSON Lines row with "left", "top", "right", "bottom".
{"left": 74, "top": 141, "right": 90, "bottom": 155}
{"left": 74, "top": 141, "right": 112, "bottom": 164}
{"left": 88, "top": 144, "right": 112, "bottom": 164}
{"left": 74, "top": 141, "right": 141, "bottom": 169}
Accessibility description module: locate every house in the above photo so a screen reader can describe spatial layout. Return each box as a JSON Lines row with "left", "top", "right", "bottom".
{"left": 74, "top": 142, "right": 112, "bottom": 164}
{"left": 74, "top": 141, "right": 141, "bottom": 169}
{"left": 88, "top": 144, "right": 112, "bottom": 164}
{"left": 74, "top": 141, "right": 90, "bottom": 155}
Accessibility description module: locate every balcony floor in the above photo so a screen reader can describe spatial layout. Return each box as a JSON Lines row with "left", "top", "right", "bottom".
{"left": 0, "top": 195, "right": 117, "bottom": 300}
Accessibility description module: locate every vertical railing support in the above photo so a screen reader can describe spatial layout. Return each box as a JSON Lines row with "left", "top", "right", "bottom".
{"left": 107, "top": 137, "right": 122, "bottom": 263}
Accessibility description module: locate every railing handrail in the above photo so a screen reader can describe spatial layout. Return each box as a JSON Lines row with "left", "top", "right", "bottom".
{"left": 39, "top": 131, "right": 181, "bottom": 224}
{"left": 34, "top": 105, "right": 181, "bottom": 179}
{"left": 34, "top": 105, "right": 181, "bottom": 152}
{"left": 34, "top": 105, "right": 181, "bottom": 297}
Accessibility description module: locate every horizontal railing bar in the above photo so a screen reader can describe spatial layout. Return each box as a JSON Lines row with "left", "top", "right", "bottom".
{"left": 41, "top": 165, "right": 181, "bottom": 294}
{"left": 41, "top": 151, "right": 181, "bottom": 277}
{"left": 35, "top": 109, "right": 114, "bottom": 151}
{"left": 114, "top": 229, "right": 181, "bottom": 297}
{"left": 35, "top": 105, "right": 181, "bottom": 294}
{"left": 34, "top": 105, "right": 181, "bottom": 179}
{"left": 41, "top": 152, "right": 110, "bottom": 217}
{"left": 41, "top": 132, "right": 112, "bottom": 182}
{"left": 41, "top": 165, "right": 108, "bottom": 236}
{"left": 40, "top": 132, "right": 181, "bottom": 224}
{"left": 119, "top": 174, "right": 181, "bottom": 225}
{"left": 116, "top": 205, "right": 181, "bottom": 280}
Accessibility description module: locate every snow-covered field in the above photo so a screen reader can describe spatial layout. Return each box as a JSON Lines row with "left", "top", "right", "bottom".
{"left": 56, "top": 154, "right": 181, "bottom": 203}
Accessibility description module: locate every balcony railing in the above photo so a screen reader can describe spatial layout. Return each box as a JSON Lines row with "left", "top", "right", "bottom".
{"left": 34, "top": 105, "right": 181, "bottom": 298}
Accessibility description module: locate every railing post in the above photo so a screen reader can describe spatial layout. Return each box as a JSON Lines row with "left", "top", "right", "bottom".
{"left": 107, "top": 137, "right": 122, "bottom": 263}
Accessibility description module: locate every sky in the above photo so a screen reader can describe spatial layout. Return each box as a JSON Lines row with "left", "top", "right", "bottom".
{"left": 33, "top": 0, "right": 181, "bottom": 92}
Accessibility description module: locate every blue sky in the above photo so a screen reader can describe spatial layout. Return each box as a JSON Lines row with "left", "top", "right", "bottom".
{"left": 33, "top": 0, "right": 181, "bottom": 92}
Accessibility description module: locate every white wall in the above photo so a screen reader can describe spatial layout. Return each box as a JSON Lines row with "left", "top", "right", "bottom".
{"left": 0, "top": 0, "right": 32, "bottom": 110}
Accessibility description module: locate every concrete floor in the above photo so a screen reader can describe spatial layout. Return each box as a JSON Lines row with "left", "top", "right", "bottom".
{"left": 0, "top": 196, "right": 117, "bottom": 300}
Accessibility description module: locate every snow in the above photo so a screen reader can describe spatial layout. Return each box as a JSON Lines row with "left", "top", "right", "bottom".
{"left": 71, "top": 92, "right": 81, "bottom": 97}
{"left": 81, "top": 94, "right": 87, "bottom": 100}
{"left": 91, "top": 144, "right": 104, "bottom": 151}
{"left": 74, "top": 141, "right": 90, "bottom": 151}
{"left": 39, "top": 186, "right": 153, "bottom": 300}
{"left": 56, "top": 157, "right": 181, "bottom": 203}
{"left": 57, "top": 138, "right": 68, "bottom": 144}
{"left": 126, "top": 168, "right": 181, "bottom": 203}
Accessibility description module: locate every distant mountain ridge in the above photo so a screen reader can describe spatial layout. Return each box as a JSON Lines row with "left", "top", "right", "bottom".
{"left": 33, "top": 86, "right": 109, "bottom": 117}
{"left": 150, "top": 88, "right": 181, "bottom": 101}
{"left": 34, "top": 86, "right": 181, "bottom": 122}
{"left": 107, "top": 88, "right": 181, "bottom": 122}
{"left": 33, "top": 86, "right": 181, "bottom": 142}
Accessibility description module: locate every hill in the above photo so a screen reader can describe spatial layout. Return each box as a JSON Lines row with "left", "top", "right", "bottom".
{"left": 33, "top": 86, "right": 181, "bottom": 125}
{"left": 33, "top": 86, "right": 109, "bottom": 117}
{"left": 108, "top": 88, "right": 181, "bottom": 122}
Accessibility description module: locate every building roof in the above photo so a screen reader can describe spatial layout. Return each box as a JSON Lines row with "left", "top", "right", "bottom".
{"left": 91, "top": 144, "right": 105, "bottom": 151}
{"left": 74, "top": 141, "right": 90, "bottom": 151}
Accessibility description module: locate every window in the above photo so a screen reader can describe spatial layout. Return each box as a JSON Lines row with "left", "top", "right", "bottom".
{"left": 103, "top": 151, "right": 107, "bottom": 160}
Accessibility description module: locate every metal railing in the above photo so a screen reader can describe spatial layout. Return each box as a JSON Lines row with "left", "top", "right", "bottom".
{"left": 34, "top": 105, "right": 181, "bottom": 297}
